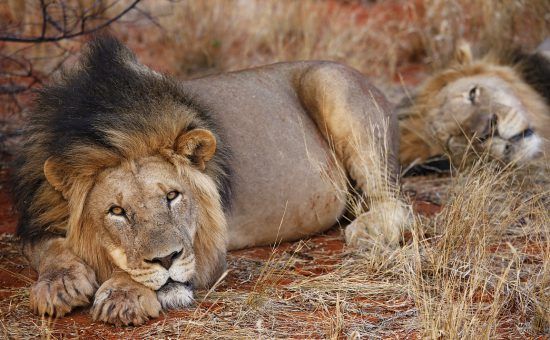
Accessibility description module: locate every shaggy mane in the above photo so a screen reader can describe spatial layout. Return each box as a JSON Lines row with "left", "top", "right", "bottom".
{"left": 14, "top": 36, "right": 232, "bottom": 285}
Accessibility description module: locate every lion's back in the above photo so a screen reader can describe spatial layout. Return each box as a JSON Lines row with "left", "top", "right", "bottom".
{"left": 181, "top": 62, "right": 348, "bottom": 249}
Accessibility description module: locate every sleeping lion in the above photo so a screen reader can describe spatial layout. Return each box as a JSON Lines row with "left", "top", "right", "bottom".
{"left": 14, "top": 37, "right": 410, "bottom": 325}
{"left": 398, "top": 41, "right": 550, "bottom": 171}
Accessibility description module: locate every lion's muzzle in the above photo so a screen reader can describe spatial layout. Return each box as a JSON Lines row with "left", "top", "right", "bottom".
{"left": 144, "top": 249, "right": 184, "bottom": 270}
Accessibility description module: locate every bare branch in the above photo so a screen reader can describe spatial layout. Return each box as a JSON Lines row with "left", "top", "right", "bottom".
{"left": 0, "top": 0, "right": 142, "bottom": 43}
{"left": 0, "top": 85, "right": 28, "bottom": 95}
{"left": 0, "top": 0, "right": 154, "bottom": 97}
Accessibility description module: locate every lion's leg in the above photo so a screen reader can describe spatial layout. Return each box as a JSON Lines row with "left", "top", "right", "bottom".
{"left": 91, "top": 270, "right": 161, "bottom": 326}
{"left": 297, "top": 62, "right": 411, "bottom": 247}
{"left": 23, "top": 238, "right": 98, "bottom": 317}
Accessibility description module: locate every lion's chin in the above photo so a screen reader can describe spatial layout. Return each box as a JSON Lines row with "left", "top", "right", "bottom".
{"left": 156, "top": 280, "right": 194, "bottom": 310}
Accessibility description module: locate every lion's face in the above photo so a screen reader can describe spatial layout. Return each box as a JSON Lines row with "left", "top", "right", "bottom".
{"left": 84, "top": 156, "right": 198, "bottom": 308}
{"left": 43, "top": 127, "right": 226, "bottom": 310}
{"left": 429, "top": 74, "right": 543, "bottom": 164}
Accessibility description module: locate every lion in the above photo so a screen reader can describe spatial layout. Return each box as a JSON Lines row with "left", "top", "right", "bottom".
{"left": 14, "top": 37, "right": 410, "bottom": 326}
{"left": 398, "top": 41, "right": 550, "bottom": 171}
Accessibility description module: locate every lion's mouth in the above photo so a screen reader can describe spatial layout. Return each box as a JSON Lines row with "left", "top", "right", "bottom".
{"left": 508, "top": 127, "right": 534, "bottom": 142}
{"left": 160, "top": 278, "right": 193, "bottom": 290}
{"left": 156, "top": 278, "right": 194, "bottom": 310}
{"left": 158, "top": 278, "right": 194, "bottom": 294}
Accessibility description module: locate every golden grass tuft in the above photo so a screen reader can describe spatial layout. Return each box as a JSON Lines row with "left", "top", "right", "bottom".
{"left": 405, "top": 159, "right": 550, "bottom": 337}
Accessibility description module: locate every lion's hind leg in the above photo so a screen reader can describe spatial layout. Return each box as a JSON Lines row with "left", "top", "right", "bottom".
{"left": 25, "top": 238, "right": 98, "bottom": 317}
{"left": 297, "top": 62, "right": 412, "bottom": 247}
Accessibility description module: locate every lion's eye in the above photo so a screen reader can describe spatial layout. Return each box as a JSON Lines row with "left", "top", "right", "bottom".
{"left": 109, "top": 206, "right": 126, "bottom": 216}
{"left": 166, "top": 190, "right": 180, "bottom": 202}
{"left": 468, "top": 86, "right": 479, "bottom": 104}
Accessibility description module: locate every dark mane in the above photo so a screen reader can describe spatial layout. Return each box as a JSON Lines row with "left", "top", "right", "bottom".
{"left": 14, "top": 36, "right": 232, "bottom": 242}
{"left": 499, "top": 48, "right": 550, "bottom": 107}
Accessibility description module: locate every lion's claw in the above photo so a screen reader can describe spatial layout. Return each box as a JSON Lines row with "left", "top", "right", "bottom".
{"left": 91, "top": 275, "right": 161, "bottom": 326}
{"left": 30, "top": 259, "right": 97, "bottom": 317}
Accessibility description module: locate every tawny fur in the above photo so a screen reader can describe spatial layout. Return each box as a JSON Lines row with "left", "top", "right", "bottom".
{"left": 15, "top": 37, "right": 409, "bottom": 326}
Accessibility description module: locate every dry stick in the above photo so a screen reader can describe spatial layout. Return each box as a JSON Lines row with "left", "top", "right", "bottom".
{"left": 0, "top": 0, "right": 142, "bottom": 43}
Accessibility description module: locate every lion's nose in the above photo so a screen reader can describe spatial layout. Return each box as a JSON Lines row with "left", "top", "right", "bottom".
{"left": 147, "top": 249, "right": 183, "bottom": 269}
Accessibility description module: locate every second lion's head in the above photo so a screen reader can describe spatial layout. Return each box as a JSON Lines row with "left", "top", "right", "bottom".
{"left": 400, "top": 41, "right": 549, "bottom": 166}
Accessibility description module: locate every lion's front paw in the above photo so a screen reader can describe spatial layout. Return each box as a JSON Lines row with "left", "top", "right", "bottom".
{"left": 30, "top": 258, "right": 97, "bottom": 317}
{"left": 92, "top": 275, "right": 161, "bottom": 326}
{"left": 345, "top": 200, "right": 412, "bottom": 248}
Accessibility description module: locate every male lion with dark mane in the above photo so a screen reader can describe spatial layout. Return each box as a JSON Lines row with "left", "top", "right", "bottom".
{"left": 14, "top": 37, "right": 410, "bottom": 325}
{"left": 398, "top": 41, "right": 550, "bottom": 171}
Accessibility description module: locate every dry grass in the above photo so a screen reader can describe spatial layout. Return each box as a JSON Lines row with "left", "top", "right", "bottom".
{"left": 406, "top": 159, "right": 550, "bottom": 337}
{"left": 132, "top": 0, "right": 406, "bottom": 78}
{"left": 0, "top": 160, "right": 548, "bottom": 337}
{"left": 128, "top": 0, "right": 549, "bottom": 78}
{"left": 0, "top": 0, "right": 549, "bottom": 338}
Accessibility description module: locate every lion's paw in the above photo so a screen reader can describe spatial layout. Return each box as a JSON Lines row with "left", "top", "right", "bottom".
{"left": 345, "top": 200, "right": 412, "bottom": 248}
{"left": 30, "top": 258, "right": 97, "bottom": 317}
{"left": 92, "top": 275, "right": 161, "bottom": 326}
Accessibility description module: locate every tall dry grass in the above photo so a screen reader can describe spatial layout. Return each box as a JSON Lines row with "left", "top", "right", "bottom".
{"left": 130, "top": 0, "right": 550, "bottom": 79}
{"left": 405, "top": 160, "right": 549, "bottom": 337}
{"left": 136, "top": 0, "right": 402, "bottom": 78}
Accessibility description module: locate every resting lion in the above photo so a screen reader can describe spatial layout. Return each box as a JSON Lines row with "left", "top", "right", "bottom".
{"left": 14, "top": 37, "right": 410, "bottom": 325}
{"left": 398, "top": 41, "right": 550, "bottom": 170}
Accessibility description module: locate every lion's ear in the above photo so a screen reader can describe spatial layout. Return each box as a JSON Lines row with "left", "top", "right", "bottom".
{"left": 175, "top": 129, "right": 217, "bottom": 171}
{"left": 454, "top": 40, "right": 473, "bottom": 65}
{"left": 44, "top": 157, "right": 67, "bottom": 193}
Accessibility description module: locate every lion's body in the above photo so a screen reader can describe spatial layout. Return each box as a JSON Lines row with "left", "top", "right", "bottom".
{"left": 179, "top": 62, "right": 399, "bottom": 249}
{"left": 180, "top": 63, "right": 347, "bottom": 249}
{"left": 398, "top": 42, "right": 550, "bottom": 168}
{"left": 14, "top": 37, "right": 408, "bottom": 325}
